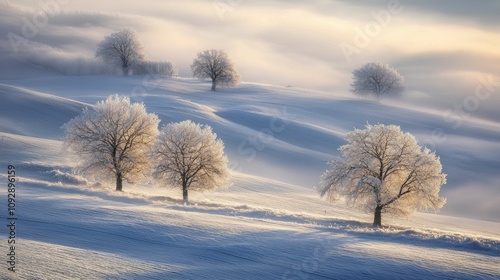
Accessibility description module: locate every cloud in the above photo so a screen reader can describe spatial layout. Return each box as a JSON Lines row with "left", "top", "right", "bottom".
{"left": 444, "top": 177, "right": 500, "bottom": 222}
{"left": 403, "top": 0, "right": 500, "bottom": 30}
{"left": 306, "top": 0, "right": 500, "bottom": 30}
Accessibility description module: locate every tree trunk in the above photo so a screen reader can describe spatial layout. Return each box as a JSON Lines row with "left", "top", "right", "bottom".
{"left": 122, "top": 57, "right": 129, "bottom": 76}
{"left": 116, "top": 172, "right": 123, "bottom": 191}
{"left": 373, "top": 206, "right": 382, "bottom": 227}
{"left": 211, "top": 80, "right": 216, "bottom": 91}
{"left": 182, "top": 185, "right": 189, "bottom": 204}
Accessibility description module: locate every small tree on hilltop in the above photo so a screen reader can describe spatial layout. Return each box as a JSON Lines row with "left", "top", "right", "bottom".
{"left": 350, "top": 62, "right": 406, "bottom": 99}
{"left": 152, "top": 120, "right": 230, "bottom": 203}
{"left": 317, "top": 124, "right": 446, "bottom": 227}
{"left": 191, "top": 49, "right": 240, "bottom": 91}
{"left": 63, "top": 95, "right": 159, "bottom": 191}
{"left": 96, "top": 27, "right": 145, "bottom": 75}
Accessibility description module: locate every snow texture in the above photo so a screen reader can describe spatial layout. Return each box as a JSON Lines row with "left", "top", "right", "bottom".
{"left": 0, "top": 59, "right": 499, "bottom": 279}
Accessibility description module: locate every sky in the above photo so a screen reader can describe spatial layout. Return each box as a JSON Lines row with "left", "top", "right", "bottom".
{"left": 1, "top": 1, "right": 499, "bottom": 221}
{"left": 1, "top": 0, "right": 499, "bottom": 119}
{"left": 2, "top": 1, "right": 499, "bottom": 102}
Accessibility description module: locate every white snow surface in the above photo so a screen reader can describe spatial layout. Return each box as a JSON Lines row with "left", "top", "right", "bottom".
{"left": 0, "top": 61, "right": 499, "bottom": 279}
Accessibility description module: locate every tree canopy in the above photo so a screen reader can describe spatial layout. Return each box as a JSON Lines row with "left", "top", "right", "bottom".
{"left": 350, "top": 62, "right": 406, "bottom": 98}
{"left": 318, "top": 124, "right": 446, "bottom": 227}
{"left": 191, "top": 49, "right": 240, "bottom": 91}
{"left": 151, "top": 120, "right": 230, "bottom": 203}
{"left": 96, "top": 27, "right": 145, "bottom": 75}
{"left": 63, "top": 95, "right": 159, "bottom": 191}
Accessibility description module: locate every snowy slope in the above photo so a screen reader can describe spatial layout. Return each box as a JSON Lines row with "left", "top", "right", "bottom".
{"left": 1, "top": 155, "right": 499, "bottom": 279}
{"left": 0, "top": 83, "right": 87, "bottom": 139}
{"left": 5, "top": 74, "right": 500, "bottom": 220}
{"left": 0, "top": 68, "right": 499, "bottom": 279}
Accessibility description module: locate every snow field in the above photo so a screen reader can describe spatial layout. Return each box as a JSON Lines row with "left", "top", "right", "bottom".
{"left": 0, "top": 67, "right": 499, "bottom": 278}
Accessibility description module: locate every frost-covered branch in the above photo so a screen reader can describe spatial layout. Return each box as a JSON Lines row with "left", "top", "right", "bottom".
{"left": 63, "top": 95, "right": 159, "bottom": 191}
{"left": 350, "top": 62, "right": 406, "bottom": 98}
{"left": 318, "top": 124, "right": 446, "bottom": 227}
{"left": 151, "top": 120, "right": 231, "bottom": 203}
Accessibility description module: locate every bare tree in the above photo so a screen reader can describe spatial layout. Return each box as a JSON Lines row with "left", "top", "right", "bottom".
{"left": 318, "top": 124, "right": 446, "bottom": 227}
{"left": 63, "top": 95, "right": 159, "bottom": 191}
{"left": 151, "top": 120, "right": 230, "bottom": 203}
{"left": 191, "top": 49, "right": 240, "bottom": 91}
{"left": 96, "top": 27, "right": 145, "bottom": 75}
{"left": 350, "top": 62, "right": 406, "bottom": 98}
{"left": 140, "top": 60, "right": 178, "bottom": 77}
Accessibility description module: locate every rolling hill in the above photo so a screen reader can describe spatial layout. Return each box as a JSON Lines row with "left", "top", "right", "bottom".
{"left": 0, "top": 60, "right": 499, "bottom": 278}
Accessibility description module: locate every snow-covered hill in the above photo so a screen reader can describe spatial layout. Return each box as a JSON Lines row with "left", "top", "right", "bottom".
{"left": 0, "top": 61, "right": 499, "bottom": 278}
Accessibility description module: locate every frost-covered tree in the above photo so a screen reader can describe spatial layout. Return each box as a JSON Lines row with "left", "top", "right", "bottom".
{"left": 191, "top": 49, "right": 240, "bottom": 91}
{"left": 318, "top": 124, "right": 446, "bottom": 227}
{"left": 141, "top": 61, "right": 178, "bottom": 77}
{"left": 96, "top": 27, "right": 145, "bottom": 75}
{"left": 350, "top": 62, "right": 406, "bottom": 98}
{"left": 63, "top": 95, "right": 159, "bottom": 191}
{"left": 152, "top": 120, "right": 230, "bottom": 203}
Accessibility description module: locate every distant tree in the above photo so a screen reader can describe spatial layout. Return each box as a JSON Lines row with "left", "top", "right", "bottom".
{"left": 152, "top": 120, "right": 230, "bottom": 203}
{"left": 191, "top": 49, "right": 240, "bottom": 91}
{"left": 96, "top": 27, "right": 145, "bottom": 75}
{"left": 318, "top": 124, "right": 446, "bottom": 227}
{"left": 141, "top": 61, "right": 178, "bottom": 77}
{"left": 350, "top": 62, "right": 406, "bottom": 98}
{"left": 63, "top": 95, "right": 159, "bottom": 191}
